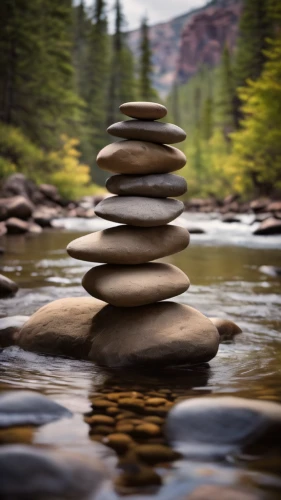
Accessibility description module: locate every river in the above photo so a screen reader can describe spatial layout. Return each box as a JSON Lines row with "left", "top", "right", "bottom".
{"left": 0, "top": 213, "right": 281, "bottom": 499}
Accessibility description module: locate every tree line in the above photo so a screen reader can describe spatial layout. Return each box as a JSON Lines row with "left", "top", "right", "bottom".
{"left": 169, "top": 0, "right": 281, "bottom": 199}
{"left": 0, "top": 0, "right": 155, "bottom": 197}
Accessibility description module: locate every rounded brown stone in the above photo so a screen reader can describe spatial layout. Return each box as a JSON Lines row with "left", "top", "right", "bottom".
{"left": 95, "top": 196, "right": 184, "bottom": 227}
{"left": 18, "top": 297, "right": 105, "bottom": 358}
{"left": 82, "top": 263, "right": 190, "bottom": 307}
{"left": 134, "top": 444, "right": 180, "bottom": 464}
{"left": 96, "top": 140, "right": 186, "bottom": 175}
{"left": 84, "top": 414, "right": 115, "bottom": 426}
{"left": 120, "top": 102, "right": 167, "bottom": 120}
{"left": 107, "top": 120, "right": 186, "bottom": 144}
{"left": 104, "top": 433, "right": 134, "bottom": 453}
{"left": 106, "top": 174, "right": 187, "bottom": 198}
{"left": 67, "top": 225, "right": 190, "bottom": 265}
{"left": 209, "top": 317, "right": 242, "bottom": 339}
{"left": 133, "top": 423, "right": 161, "bottom": 437}
{"left": 88, "top": 303, "right": 220, "bottom": 368}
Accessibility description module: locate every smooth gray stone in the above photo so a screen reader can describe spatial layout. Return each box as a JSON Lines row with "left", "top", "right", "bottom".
{"left": 95, "top": 196, "right": 184, "bottom": 227}
{"left": 166, "top": 396, "right": 281, "bottom": 458}
{"left": 106, "top": 174, "right": 187, "bottom": 198}
{"left": 107, "top": 120, "right": 186, "bottom": 144}
{"left": 0, "top": 445, "right": 108, "bottom": 499}
{"left": 0, "top": 274, "right": 18, "bottom": 298}
{"left": 67, "top": 225, "right": 190, "bottom": 265}
{"left": 0, "top": 391, "right": 72, "bottom": 428}
{"left": 120, "top": 101, "right": 167, "bottom": 120}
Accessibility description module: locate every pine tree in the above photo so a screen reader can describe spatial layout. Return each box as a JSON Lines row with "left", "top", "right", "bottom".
{"left": 73, "top": 1, "right": 89, "bottom": 98}
{"left": 107, "top": 0, "right": 136, "bottom": 126}
{"left": 217, "top": 44, "right": 236, "bottom": 137}
{"left": 235, "top": 0, "right": 272, "bottom": 87}
{"left": 85, "top": 0, "right": 109, "bottom": 183}
{"left": 0, "top": 0, "right": 79, "bottom": 151}
{"left": 139, "top": 16, "right": 155, "bottom": 101}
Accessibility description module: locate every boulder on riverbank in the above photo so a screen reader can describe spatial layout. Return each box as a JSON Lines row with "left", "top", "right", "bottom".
{"left": 253, "top": 217, "right": 281, "bottom": 235}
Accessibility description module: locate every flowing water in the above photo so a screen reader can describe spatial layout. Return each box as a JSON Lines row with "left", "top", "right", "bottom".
{"left": 0, "top": 213, "right": 281, "bottom": 499}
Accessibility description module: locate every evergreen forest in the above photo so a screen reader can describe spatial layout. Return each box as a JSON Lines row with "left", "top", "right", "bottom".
{"left": 1, "top": 0, "right": 281, "bottom": 200}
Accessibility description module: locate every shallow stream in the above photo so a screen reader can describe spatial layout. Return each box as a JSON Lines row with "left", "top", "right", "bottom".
{"left": 0, "top": 213, "right": 281, "bottom": 499}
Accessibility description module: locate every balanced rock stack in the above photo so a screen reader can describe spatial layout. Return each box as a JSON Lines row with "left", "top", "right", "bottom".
{"left": 66, "top": 102, "right": 220, "bottom": 368}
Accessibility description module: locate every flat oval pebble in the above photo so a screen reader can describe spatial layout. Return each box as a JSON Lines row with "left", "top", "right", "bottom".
{"left": 95, "top": 196, "right": 184, "bottom": 227}
{"left": 67, "top": 225, "right": 189, "bottom": 264}
{"left": 97, "top": 140, "right": 186, "bottom": 175}
{"left": 82, "top": 263, "right": 190, "bottom": 307}
{"left": 89, "top": 303, "right": 219, "bottom": 367}
{"left": 120, "top": 102, "right": 167, "bottom": 120}
{"left": 107, "top": 120, "right": 186, "bottom": 144}
{"left": 106, "top": 174, "right": 187, "bottom": 198}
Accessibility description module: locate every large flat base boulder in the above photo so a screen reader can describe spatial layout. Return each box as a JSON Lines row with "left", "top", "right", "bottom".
{"left": 89, "top": 303, "right": 219, "bottom": 368}
{"left": 18, "top": 297, "right": 106, "bottom": 358}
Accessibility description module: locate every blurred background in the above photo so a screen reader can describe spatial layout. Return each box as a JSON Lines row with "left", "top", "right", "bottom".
{"left": 0, "top": 0, "right": 280, "bottom": 201}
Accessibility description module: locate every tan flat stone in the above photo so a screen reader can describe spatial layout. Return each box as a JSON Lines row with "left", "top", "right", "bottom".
{"left": 67, "top": 225, "right": 190, "bottom": 264}
{"left": 88, "top": 303, "right": 219, "bottom": 367}
{"left": 82, "top": 263, "right": 190, "bottom": 307}
{"left": 119, "top": 102, "right": 167, "bottom": 120}
{"left": 97, "top": 140, "right": 186, "bottom": 175}
{"left": 106, "top": 174, "right": 187, "bottom": 198}
{"left": 95, "top": 196, "right": 184, "bottom": 226}
{"left": 107, "top": 120, "right": 186, "bottom": 144}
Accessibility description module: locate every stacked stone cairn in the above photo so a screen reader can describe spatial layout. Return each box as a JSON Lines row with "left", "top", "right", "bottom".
{"left": 67, "top": 102, "right": 220, "bottom": 368}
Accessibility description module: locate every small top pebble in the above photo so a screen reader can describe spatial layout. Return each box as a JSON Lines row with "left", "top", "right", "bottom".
{"left": 120, "top": 102, "right": 167, "bottom": 120}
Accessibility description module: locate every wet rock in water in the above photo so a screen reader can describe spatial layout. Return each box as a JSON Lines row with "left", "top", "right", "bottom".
{"left": 0, "top": 445, "right": 108, "bottom": 499}
{"left": 67, "top": 225, "right": 190, "bottom": 265}
{"left": 120, "top": 101, "right": 167, "bottom": 120}
{"left": 221, "top": 212, "right": 241, "bottom": 223}
{"left": 0, "top": 274, "right": 18, "bottom": 299}
{"left": 18, "top": 297, "right": 105, "bottom": 358}
{"left": 0, "top": 316, "right": 29, "bottom": 347}
{"left": 95, "top": 196, "right": 184, "bottom": 227}
{"left": 187, "top": 227, "right": 205, "bottom": 234}
{"left": 106, "top": 173, "right": 187, "bottom": 198}
{"left": 0, "top": 222, "right": 7, "bottom": 237}
{"left": 117, "top": 464, "right": 162, "bottom": 488}
{"left": 33, "top": 208, "right": 55, "bottom": 227}
{"left": 28, "top": 222, "right": 42, "bottom": 234}
{"left": 250, "top": 198, "right": 269, "bottom": 213}
{"left": 259, "top": 265, "right": 281, "bottom": 278}
{"left": 39, "top": 183, "right": 61, "bottom": 204}
{"left": 89, "top": 303, "right": 219, "bottom": 368}
{"left": 209, "top": 317, "right": 242, "bottom": 340}
{"left": 134, "top": 444, "right": 180, "bottom": 464}
{"left": 0, "top": 391, "right": 71, "bottom": 427}
{"left": 186, "top": 485, "right": 261, "bottom": 500}
{"left": 108, "top": 120, "right": 186, "bottom": 144}
{"left": 82, "top": 263, "right": 190, "bottom": 307}
{"left": 97, "top": 140, "right": 186, "bottom": 175}
{"left": 5, "top": 217, "right": 29, "bottom": 234}
{"left": 166, "top": 396, "right": 281, "bottom": 458}
{"left": 0, "top": 195, "right": 34, "bottom": 220}
{"left": 253, "top": 217, "right": 281, "bottom": 235}
{"left": 267, "top": 200, "right": 281, "bottom": 213}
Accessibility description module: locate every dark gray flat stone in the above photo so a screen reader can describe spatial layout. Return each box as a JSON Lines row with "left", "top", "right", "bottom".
{"left": 95, "top": 196, "right": 184, "bottom": 226}
{"left": 106, "top": 174, "right": 187, "bottom": 198}
{"left": 119, "top": 101, "right": 167, "bottom": 120}
{"left": 107, "top": 120, "right": 186, "bottom": 144}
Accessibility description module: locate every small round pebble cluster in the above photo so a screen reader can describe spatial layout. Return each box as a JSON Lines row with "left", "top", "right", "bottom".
{"left": 84, "top": 384, "right": 184, "bottom": 491}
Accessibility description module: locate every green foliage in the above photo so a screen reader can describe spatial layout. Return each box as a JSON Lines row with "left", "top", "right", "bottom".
{"left": 226, "top": 37, "right": 281, "bottom": 195}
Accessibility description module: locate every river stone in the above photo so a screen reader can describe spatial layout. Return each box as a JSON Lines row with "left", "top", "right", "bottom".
{"left": 0, "top": 391, "right": 71, "bottom": 428}
{"left": 209, "top": 317, "right": 242, "bottom": 340}
{"left": 18, "top": 297, "right": 106, "bottom": 358}
{"left": 106, "top": 174, "right": 187, "bottom": 198}
{"left": 82, "top": 263, "right": 190, "bottom": 307}
{"left": 67, "top": 225, "right": 190, "bottom": 264}
{"left": 166, "top": 396, "right": 281, "bottom": 458}
{"left": 95, "top": 196, "right": 184, "bottom": 226}
{"left": 0, "top": 445, "right": 108, "bottom": 499}
{"left": 120, "top": 102, "right": 167, "bottom": 120}
{"left": 107, "top": 120, "right": 186, "bottom": 144}
{"left": 0, "top": 316, "right": 29, "bottom": 347}
{"left": 253, "top": 217, "right": 281, "bottom": 235}
{"left": 88, "top": 303, "right": 219, "bottom": 367}
{"left": 0, "top": 273, "right": 18, "bottom": 298}
{"left": 97, "top": 140, "right": 186, "bottom": 175}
